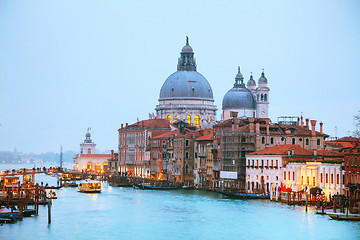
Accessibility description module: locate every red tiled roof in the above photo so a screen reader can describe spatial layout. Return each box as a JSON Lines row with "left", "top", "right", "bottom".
{"left": 325, "top": 141, "right": 354, "bottom": 149}
{"left": 248, "top": 145, "right": 312, "bottom": 156}
{"left": 196, "top": 129, "right": 214, "bottom": 141}
{"left": 334, "top": 137, "right": 360, "bottom": 142}
{"left": 316, "top": 150, "right": 343, "bottom": 157}
{"left": 248, "top": 144, "right": 343, "bottom": 157}
{"left": 120, "top": 119, "right": 170, "bottom": 130}
{"left": 152, "top": 131, "right": 176, "bottom": 139}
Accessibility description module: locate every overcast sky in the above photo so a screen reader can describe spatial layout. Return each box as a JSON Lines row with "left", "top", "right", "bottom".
{"left": 0, "top": 0, "right": 359, "bottom": 154}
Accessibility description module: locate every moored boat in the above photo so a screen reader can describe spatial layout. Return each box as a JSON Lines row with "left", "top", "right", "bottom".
{"left": 78, "top": 181, "right": 101, "bottom": 193}
{"left": 326, "top": 212, "right": 360, "bottom": 221}
{"left": 220, "top": 192, "right": 270, "bottom": 199}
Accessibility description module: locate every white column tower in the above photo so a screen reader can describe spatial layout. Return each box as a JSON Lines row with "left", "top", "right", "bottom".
{"left": 255, "top": 70, "right": 270, "bottom": 118}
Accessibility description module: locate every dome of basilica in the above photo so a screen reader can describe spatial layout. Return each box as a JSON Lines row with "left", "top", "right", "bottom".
{"left": 222, "top": 67, "right": 256, "bottom": 110}
{"left": 159, "top": 71, "right": 213, "bottom": 100}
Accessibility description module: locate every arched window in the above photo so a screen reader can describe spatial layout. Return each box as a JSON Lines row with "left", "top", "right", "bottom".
{"left": 264, "top": 94, "right": 267, "bottom": 102}
{"left": 261, "top": 94, "right": 264, "bottom": 102}
{"left": 305, "top": 139, "right": 309, "bottom": 145}
{"left": 194, "top": 115, "right": 200, "bottom": 127}
{"left": 185, "top": 164, "right": 189, "bottom": 174}
{"left": 207, "top": 115, "right": 209, "bottom": 121}
{"left": 187, "top": 115, "right": 191, "bottom": 125}
{"left": 257, "top": 94, "right": 259, "bottom": 101}
{"left": 317, "top": 139, "right": 321, "bottom": 145}
{"left": 262, "top": 137, "right": 265, "bottom": 144}
{"left": 292, "top": 138, "right": 295, "bottom": 144}
{"left": 166, "top": 115, "right": 171, "bottom": 123}
{"left": 270, "top": 137, "right": 274, "bottom": 144}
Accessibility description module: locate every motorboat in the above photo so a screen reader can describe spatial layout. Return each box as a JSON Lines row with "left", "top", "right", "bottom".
{"left": 78, "top": 181, "right": 101, "bottom": 193}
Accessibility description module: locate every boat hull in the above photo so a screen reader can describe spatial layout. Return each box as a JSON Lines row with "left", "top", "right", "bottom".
{"left": 220, "top": 192, "right": 270, "bottom": 199}
{"left": 327, "top": 213, "right": 360, "bottom": 221}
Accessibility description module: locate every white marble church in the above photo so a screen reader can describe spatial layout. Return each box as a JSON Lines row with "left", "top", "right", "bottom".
{"left": 155, "top": 37, "right": 270, "bottom": 126}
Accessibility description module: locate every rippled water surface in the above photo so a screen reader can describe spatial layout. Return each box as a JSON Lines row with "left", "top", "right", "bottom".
{"left": 0, "top": 168, "right": 359, "bottom": 240}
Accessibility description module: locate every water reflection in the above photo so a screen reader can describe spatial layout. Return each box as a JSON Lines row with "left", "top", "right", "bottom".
{"left": 0, "top": 171, "right": 359, "bottom": 240}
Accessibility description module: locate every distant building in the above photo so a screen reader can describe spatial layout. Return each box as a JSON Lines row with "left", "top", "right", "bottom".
{"left": 343, "top": 144, "right": 360, "bottom": 199}
{"left": 73, "top": 129, "right": 111, "bottom": 173}
{"left": 155, "top": 37, "right": 217, "bottom": 128}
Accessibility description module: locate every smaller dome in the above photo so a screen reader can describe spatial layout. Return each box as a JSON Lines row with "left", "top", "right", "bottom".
{"left": 181, "top": 36, "right": 193, "bottom": 53}
{"left": 222, "top": 88, "right": 256, "bottom": 110}
{"left": 181, "top": 45, "right": 193, "bottom": 53}
{"left": 258, "top": 71, "right": 267, "bottom": 84}
{"left": 235, "top": 66, "right": 244, "bottom": 80}
{"left": 247, "top": 74, "right": 256, "bottom": 87}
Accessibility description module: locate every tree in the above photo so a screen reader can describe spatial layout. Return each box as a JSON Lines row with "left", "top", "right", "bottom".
{"left": 354, "top": 111, "right": 360, "bottom": 138}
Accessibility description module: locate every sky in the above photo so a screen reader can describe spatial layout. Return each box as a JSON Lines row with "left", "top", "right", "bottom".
{"left": 0, "top": 0, "right": 359, "bottom": 154}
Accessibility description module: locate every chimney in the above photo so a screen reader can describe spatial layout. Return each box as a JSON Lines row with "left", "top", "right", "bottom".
{"left": 320, "top": 122, "right": 323, "bottom": 134}
{"left": 121, "top": 124, "right": 123, "bottom": 129}
{"left": 256, "top": 122, "right": 260, "bottom": 134}
{"left": 310, "top": 120, "right": 317, "bottom": 136}
{"left": 111, "top": 150, "right": 114, "bottom": 158}
{"left": 265, "top": 119, "right": 270, "bottom": 135}
{"left": 297, "top": 117, "right": 300, "bottom": 126}
{"left": 126, "top": 123, "right": 128, "bottom": 128}
{"left": 249, "top": 118, "right": 255, "bottom": 133}
{"left": 301, "top": 116, "right": 304, "bottom": 127}
{"left": 305, "top": 118, "right": 309, "bottom": 129}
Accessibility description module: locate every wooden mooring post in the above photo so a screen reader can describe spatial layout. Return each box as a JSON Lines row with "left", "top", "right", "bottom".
{"left": 48, "top": 201, "right": 52, "bottom": 224}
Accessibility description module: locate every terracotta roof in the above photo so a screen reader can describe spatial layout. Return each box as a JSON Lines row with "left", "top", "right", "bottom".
{"left": 77, "top": 154, "right": 112, "bottom": 158}
{"left": 213, "top": 119, "right": 328, "bottom": 137}
{"left": 316, "top": 149, "right": 344, "bottom": 157}
{"left": 152, "top": 130, "right": 176, "bottom": 139}
{"left": 248, "top": 145, "right": 312, "bottom": 156}
{"left": 196, "top": 129, "right": 214, "bottom": 141}
{"left": 333, "top": 137, "right": 360, "bottom": 142}
{"left": 248, "top": 145, "right": 343, "bottom": 157}
{"left": 120, "top": 119, "right": 170, "bottom": 130}
{"left": 325, "top": 141, "right": 354, "bottom": 149}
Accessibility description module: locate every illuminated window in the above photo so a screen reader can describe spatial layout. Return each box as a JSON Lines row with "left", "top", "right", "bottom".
{"left": 194, "top": 115, "right": 200, "bottom": 127}
{"left": 256, "top": 175, "right": 258, "bottom": 180}
{"left": 331, "top": 174, "right": 334, "bottom": 184}
{"left": 266, "top": 176, "right": 269, "bottom": 180}
{"left": 284, "top": 171, "right": 286, "bottom": 180}
{"left": 166, "top": 115, "right": 171, "bottom": 123}
{"left": 337, "top": 174, "right": 339, "bottom": 185}
{"left": 210, "top": 116, "right": 213, "bottom": 121}
{"left": 187, "top": 115, "right": 191, "bottom": 125}
{"left": 313, "top": 177, "right": 315, "bottom": 186}
{"left": 326, "top": 173, "right": 328, "bottom": 183}
{"left": 292, "top": 172, "right": 294, "bottom": 181}
{"left": 247, "top": 175, "right": 250, "bottom": 179}
{"left": 320, "top": 173, "right": 323, "bottom": 183}
{"left": 87, "top": 149, "right": 91, "bottom": 154}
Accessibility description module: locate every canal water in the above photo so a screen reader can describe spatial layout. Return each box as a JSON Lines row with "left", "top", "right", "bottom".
{"left": 0, "top": 167, "right": 359, "bottom": 240}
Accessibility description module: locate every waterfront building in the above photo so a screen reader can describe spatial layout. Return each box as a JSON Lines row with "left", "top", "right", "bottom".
{"left": 213, "top": 116, "right": 328, "bottom": 192}
{"left": 149, "top": 130, "right": 176, "bottom": 181}
{"left": 222, "top": 68, "right": 269, "bottom": 120}
{"left": 73, "top": 129, "right": 111, "bottom": 173}
{"left": 118, "top": 119, "right": 171, "bottom": 178}
{"left": 343, "top": 145, "right": 360, "bottom": 199}
{"left": 155, "top": 37, "right": 217, "bottom": 128}
{"left": 194, "top": 129, "right": 214, "bottom": 188}
{"left": 246, "top": 144, "right": 344, "bottom": 197}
